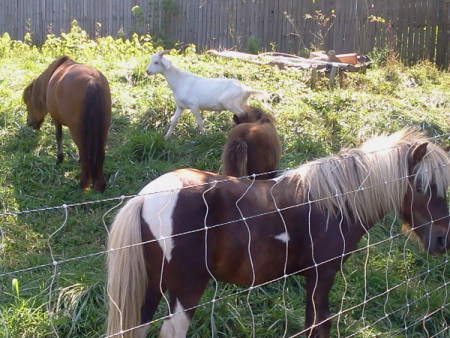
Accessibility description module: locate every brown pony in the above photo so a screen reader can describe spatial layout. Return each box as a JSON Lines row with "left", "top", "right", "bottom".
{"left": 107, "top": 128, "right": 450, "bottom": 337}
{"left": 221, "top": 106, "right": 282, "bottom": 179}
{"left": 23, "top": 56, "right": 111, "bottom": 192}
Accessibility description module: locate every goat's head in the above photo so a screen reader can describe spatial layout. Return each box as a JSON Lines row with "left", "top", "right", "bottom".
{"left": 146, "top": 50, "right": 172, "bottom": 75}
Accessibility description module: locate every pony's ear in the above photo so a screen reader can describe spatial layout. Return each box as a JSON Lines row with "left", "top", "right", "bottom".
{"left": 411, "top": 142, "right": 428, "bottom": 165}
{"left": 442, "top": 145, "right": 450, "bottom": 153}
{"left": 232, "top": 114, "right": 241, "bottom": 125}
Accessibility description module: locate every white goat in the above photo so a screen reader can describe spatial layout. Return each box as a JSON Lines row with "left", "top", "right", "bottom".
{"left": 146, "top": 50, "right": 270, "bottom": 138}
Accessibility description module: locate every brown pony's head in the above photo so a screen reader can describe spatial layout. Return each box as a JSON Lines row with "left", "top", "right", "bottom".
{"left": 23, "top": 55, "right": 71, "bottom": 130}
{"left": 232, "top": 106, "right": 275, "bottom": 126}
{"left": 401, "top": 143, "right": 450, "bottom": 255}
{"left": 23, "top": 80, "right": 47, "bottom": 130}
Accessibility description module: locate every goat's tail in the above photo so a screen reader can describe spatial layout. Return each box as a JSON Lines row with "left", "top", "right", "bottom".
{"left": 107, "top": 196, "right": 147, "bottom": 338}
{"left": 247, "top": 89, "right": 272, "bottom": 101}
{"left": 221, "top": 138, "right": 248, "bottom": 177}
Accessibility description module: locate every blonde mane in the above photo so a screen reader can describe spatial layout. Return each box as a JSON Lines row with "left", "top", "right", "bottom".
{"left": 288, "top": 128, "right": 450, "bottom": 224}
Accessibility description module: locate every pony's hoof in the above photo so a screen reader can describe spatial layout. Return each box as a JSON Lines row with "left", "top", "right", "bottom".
{"left": 93, "top": 181, "right": 106, "bottom": 193}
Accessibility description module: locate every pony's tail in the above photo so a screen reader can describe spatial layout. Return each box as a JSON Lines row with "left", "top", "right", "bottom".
{"left": 222, "top": 138, "right": 248, "bottom": 177}
{"left": 81, "top": 82, "right": 110, "bottom": 192}
{"left": 107, "top": 197, "right": 147, "bottom": 338}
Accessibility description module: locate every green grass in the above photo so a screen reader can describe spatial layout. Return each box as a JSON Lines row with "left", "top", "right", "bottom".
{"left": 1, "top": 24, "right": 450, "bottom": 337}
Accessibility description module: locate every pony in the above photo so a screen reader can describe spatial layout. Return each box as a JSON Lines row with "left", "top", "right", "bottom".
{"left": 221, "top": 106, "right": 282, "bottom": 179}
{"left": 106, "top": 128, "right": 450, "bottom": 337}
{"left": 23, "top": 55, "right": 111, "bottom": 192}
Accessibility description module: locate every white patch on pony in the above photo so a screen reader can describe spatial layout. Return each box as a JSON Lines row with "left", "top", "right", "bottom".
{"left": 274, "top": 232, "right": 290, "bottom": 243}
{"left": 140, "top": 172, "right": 183, "bottom": 263}
{"left": 159, "top": 300, "right": 191, "bottom": 338}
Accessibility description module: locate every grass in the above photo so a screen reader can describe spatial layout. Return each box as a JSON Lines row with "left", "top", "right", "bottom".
{"left": 0, "top": 24, "right": 450, "bottom": 337}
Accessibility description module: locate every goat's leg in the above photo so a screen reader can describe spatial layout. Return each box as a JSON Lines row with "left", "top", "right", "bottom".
{"left": 190, "top": 108, "right": 205, "bottom": 134}
{"left": 165, "top": 106, "right": 184, "bottom": 138}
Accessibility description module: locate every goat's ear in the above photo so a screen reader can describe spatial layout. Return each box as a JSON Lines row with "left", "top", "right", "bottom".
{"left": 411, "top": 142, "right": 428, "bottom": 166}
{"left": 161, "top": 57, "right": 172, "bottom": 69}
{"left": 157, "top": 50, "right": 170, "bottom": 56}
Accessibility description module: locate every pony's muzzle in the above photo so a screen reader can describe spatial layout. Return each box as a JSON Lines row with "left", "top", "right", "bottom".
{"left": 425, "top": 229, "right": 449, "bottom": 255}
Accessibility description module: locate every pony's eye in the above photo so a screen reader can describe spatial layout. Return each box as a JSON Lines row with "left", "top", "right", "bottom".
{"left": 416, "top": 185, "right": 424, "bottom": 194}
{"left": 154, "top": 61, "right": 159, "bottom": 65}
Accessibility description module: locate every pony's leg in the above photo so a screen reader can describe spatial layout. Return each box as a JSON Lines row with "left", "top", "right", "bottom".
{"left": 91, "top": 154, "right": 106, "bottom": 193}
{"left": 159, "top": 277, "right": 209, "bottom": 338}
{"left": 164, "top": 106, "right": 184, "bottom": 139}
{"left": 92, "top": 172, "right": 106, "bottom": 193}
{"left": 54, "top": 121, "right": 64, "bottom": 163}
{"left": 77, "top": 148, "right": 90, "bottom": 190}
{"left": 303, "top": 268, "right": 336, "bottom": 338}
{"left": 190, "top": 108, "right": 205, "bottom": 134}
{"left": 138, "top": 272, "right": 167, "bottom": 337}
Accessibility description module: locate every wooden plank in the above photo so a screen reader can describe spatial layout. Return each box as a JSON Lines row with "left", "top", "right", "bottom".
{"left": 251, "top": 0, "right": 260, "bottom": 50}
{"left": 219, "top": 0, "right": 226, "bottom": 49}
{"left": 426, "top": 0, "right": 435, "bottom": 61}
{"left": 412, "top": 0, "right": 419, "bottom": 62}
{"left": 242, "top": 0, "right": 250, "bottom": 51}
{"left": 333, "top": 0, "right": 344, "bottom": 52}
{"left": 202, "top": 0, "right": 208, "bottom": 49}
{"left": 398, "top": 0, "right": 406, "bottom": 60}
{"left": 436, "top": 0, "right": 449, "bottom": 67}
{"left": 282, "top": 0, "right": 293, "bottom": 52}
{"left": 405, "top": 0, "right": 414, "bottom": 63}
{"left": 208, "top": 0, "right": 216, "bottom": 48}
{"left": 262, "top": 0, "right": 269, "bottom": 49}
{"left": 271, "top": 0, "right": 279, "bottom": 50}
{"left": 417, "top": 0, "right": 426, "bottom": 61}
{"left": 191, "top": 0, "right": 197, "bottom": 47}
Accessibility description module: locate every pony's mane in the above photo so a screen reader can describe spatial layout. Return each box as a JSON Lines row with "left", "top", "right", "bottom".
{"left": 23, "top": 55, "right": 73, "bottom": 111}
{"left": 287, "top": 128, "right": 450, "bottom": 224}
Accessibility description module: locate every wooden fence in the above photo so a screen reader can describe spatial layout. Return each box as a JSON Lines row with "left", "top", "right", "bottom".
{"left": 1, "top": 0, "right": 448, "bottom": 68}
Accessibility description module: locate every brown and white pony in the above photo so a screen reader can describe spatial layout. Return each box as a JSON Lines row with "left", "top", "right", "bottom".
{"left": 107, "top": 128, "right": 450, "bottom": 337}
{"left": 221, "top": 106, "right": 282, "bottom": 179}
{"left": 23, "top": 55, "right": 111, "bottom": 192}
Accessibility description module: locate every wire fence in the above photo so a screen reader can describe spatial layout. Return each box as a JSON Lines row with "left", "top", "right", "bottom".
{"left": 1, "top": 133, "right": 450, "bottom": 337}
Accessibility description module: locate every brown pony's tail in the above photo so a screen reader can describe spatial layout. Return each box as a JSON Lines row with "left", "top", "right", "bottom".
{"left": 107, "top": 197, "right": 147, "bottom": 338}
{"left": 221, "top": 138, "right": 248, "bottom": 177}
{"left": 81, "top": 82, "right": 110, "bottom": 192}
